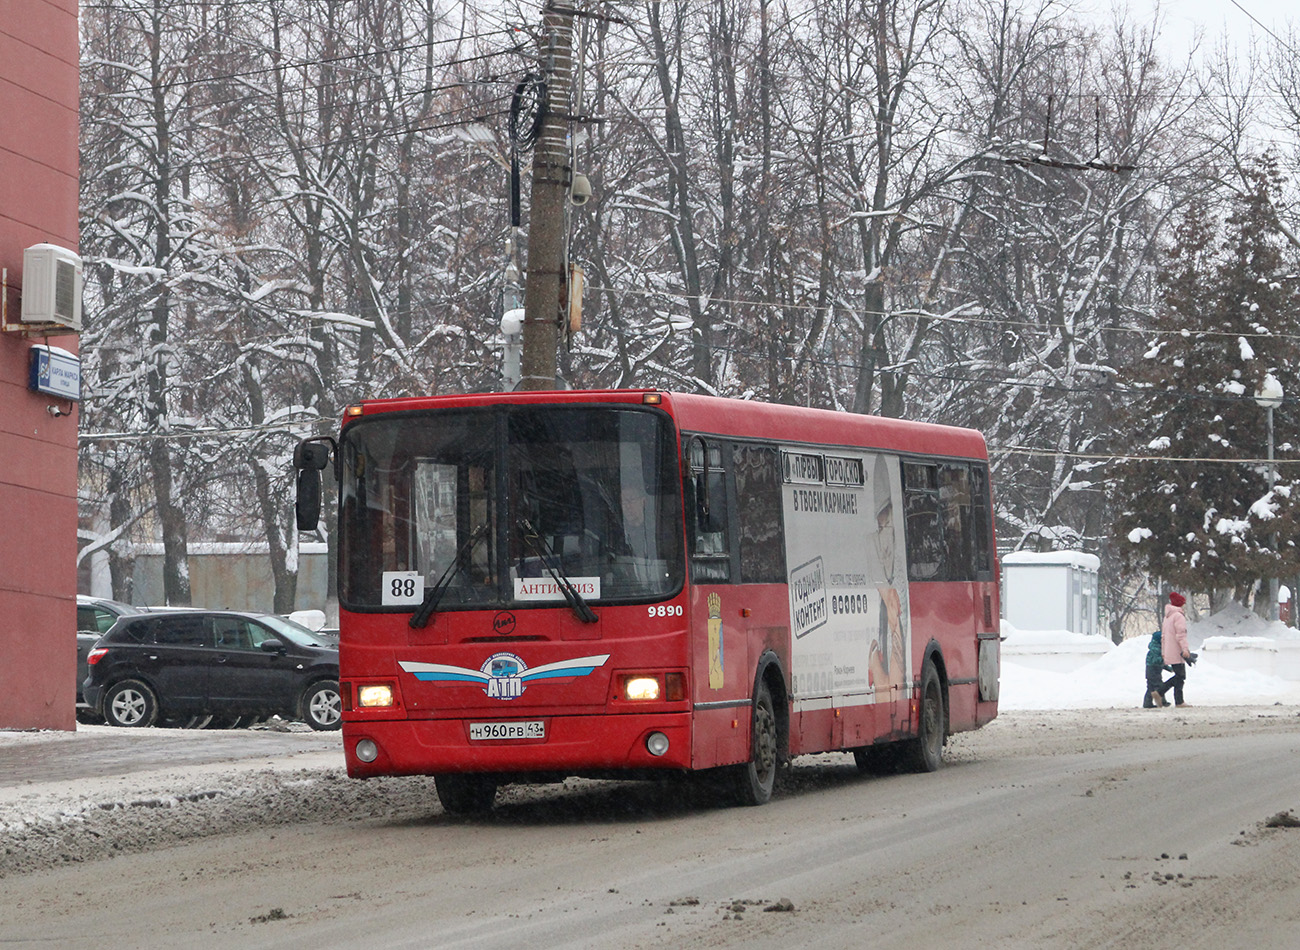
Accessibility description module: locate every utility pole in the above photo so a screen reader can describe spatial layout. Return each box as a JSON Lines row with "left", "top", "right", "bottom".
{"left": 519, "top": 4, "right": 574, "bottom": 391}
{"left": 500, "top": 152, "right": 524, "bottom": 391}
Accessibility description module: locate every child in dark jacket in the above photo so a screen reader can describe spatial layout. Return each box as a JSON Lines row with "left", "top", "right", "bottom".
{"left": 1143, "top": 629, "right": 1167, "bottom": 708}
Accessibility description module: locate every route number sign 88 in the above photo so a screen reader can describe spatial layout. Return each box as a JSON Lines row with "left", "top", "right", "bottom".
{"left": 382, "top": 571, "right": 425, "bottom": 605}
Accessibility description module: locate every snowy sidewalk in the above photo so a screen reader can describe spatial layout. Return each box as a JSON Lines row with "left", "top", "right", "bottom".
{"left": 0, "top": 723, "right": 341, "bottom": 807}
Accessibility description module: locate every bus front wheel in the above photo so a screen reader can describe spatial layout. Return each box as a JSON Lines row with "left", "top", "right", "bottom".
{"left": 905, "top": 661, "right": 945, "bottom": 773}
{"left": 435, "top": 774, "right": 498, "bottom": 816}
{"left": 731, "top": 680, "right": 778, "bottom": 806}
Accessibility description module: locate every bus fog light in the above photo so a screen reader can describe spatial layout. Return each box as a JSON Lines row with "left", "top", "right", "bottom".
{"left": 358, "top": 684, "right": 394, "bottom": 707}
{"left": 646, "top": 732, "right": 670, "bottom": 756}
{"left": 355, "top": 739, "right": 379, "bottom": 763}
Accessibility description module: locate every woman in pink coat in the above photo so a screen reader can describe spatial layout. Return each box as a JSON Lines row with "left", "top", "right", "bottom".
{"left": 1153, "top": 591, "right": 1192, "bottom": 707}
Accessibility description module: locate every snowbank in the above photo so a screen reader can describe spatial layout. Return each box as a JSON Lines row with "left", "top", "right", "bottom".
{"left": 1188, "top": 600, "right": 1300, "bottom": 643}
{"left": 999, "top": 620, "right": 1111, "bottom": 672}
{"left": 1001, "top": 607, "right": 1300, "bottom": 710}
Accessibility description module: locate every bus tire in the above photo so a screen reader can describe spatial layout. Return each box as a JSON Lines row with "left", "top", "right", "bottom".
{"left": 436, "top": 774, "right": 498, "bottom": 816}
{"left": 731, "top": 679, "right": 779, "bottom": 806}
{"left": 905, "top": 661, "right": 945, "bottom": 773}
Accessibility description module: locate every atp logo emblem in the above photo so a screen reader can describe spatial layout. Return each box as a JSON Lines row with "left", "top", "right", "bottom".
{"left": 485, "top": 653, "right": 524, "bottom": 699}
{"left": 399, "top": 652, "right": 610, "bottom": 701}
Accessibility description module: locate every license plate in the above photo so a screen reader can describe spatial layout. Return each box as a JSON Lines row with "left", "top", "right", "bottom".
{"left": 470, "top": 720, "right": 545, "bottom": 741}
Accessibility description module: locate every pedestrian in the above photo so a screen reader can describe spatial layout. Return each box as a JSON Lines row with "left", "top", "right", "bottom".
{"left": 1154, "top": 591, "right": 1193, "bottom": 708}
{"left": 1142, "top": 628, "right": 1167, "bottom": 708}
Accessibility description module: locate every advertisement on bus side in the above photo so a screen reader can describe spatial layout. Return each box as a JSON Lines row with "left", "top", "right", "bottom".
{"left": 782, "top": 450, "right": 910, "bottom": 709}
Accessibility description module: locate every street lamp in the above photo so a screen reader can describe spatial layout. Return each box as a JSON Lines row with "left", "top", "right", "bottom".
{"left": 1255, "top": 374, "right": 1284, "bottom": 623}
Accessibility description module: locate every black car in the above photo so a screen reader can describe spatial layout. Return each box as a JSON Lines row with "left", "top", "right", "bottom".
{"left": 84, "top": 610, "right": 341, "bottom": 730}
{"left": 76, "top": 596, "right": 143, "bottom": 711}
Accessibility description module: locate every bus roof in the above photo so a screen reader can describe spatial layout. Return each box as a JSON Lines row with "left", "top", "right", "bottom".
{"left": 664, "top": 392, "right": 988, "bottom": 460}
{"left": 346, "top": 389, "right": 988, "bottom": 461}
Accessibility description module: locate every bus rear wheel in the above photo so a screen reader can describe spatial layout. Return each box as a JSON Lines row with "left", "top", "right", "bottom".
{"left": 436, "top": 774, "right": 498, "bottom": 816}
{"left": 731, "top": 680, "right": 778, "bottom": 806}
{"left": 905, "top": 661, "right": 945, "bottom": 773}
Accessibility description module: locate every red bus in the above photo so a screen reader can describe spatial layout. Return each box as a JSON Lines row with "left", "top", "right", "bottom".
{"left": 294, "top": 389, "right": 1000, "bottom": 813}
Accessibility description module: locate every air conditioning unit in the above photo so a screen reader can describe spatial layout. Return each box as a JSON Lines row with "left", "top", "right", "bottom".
{"left": 21, "top": 244, "right": 83, "bottom": 331}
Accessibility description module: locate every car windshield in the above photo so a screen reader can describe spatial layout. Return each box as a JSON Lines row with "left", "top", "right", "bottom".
{"left": 260, "top": 615, "right": 335, "bottom": 648}
{"left": 338, "top": 404, "right": 685, "bottom": 610}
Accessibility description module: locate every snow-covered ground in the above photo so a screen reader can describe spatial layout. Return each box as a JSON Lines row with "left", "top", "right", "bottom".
{"left": 1001, "top": 601, "right": 1300, "bottom": 709}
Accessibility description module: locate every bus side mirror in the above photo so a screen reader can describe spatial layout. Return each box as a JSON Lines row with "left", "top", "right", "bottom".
{"left": 684, "top": 435, "right": 711, "bottom": 522}
{"left": 696, "top": 473, "right": 726, "bottom": 533}
{"left": 294, "top": 440, "right": 333, "bottom": 531}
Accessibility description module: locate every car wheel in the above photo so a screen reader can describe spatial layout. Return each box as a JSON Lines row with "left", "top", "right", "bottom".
{"left": 435, "top": 774, "right": 498, "bottom": 815}
{"left": 103, "top": 679, "right": 158, "bottom": 728}
{"left": 301, "top": 680, "right": 341, "bottom": 731}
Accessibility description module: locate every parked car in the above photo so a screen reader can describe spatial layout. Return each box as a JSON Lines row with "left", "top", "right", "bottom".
{"left": 75, "top": 596, "right": 143, "bottom": 713}
{"left": 84, "top": 610, "right": 341, "bottom": 730}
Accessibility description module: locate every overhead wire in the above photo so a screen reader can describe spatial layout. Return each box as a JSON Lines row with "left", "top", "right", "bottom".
{"left": 74, "top": 315, "right": 1298, "bottom": 417}
{"left": 82, "top": 96, "right": 519, "bottom": 183}
{"left": 79, "top": 0, "right": 536, "bottom": 141}
{"left": 80, "top": 0, "right": 531, "bottom": 73}
{"left": 78, "top": 419, "right": 319, "bottom": 445}
{"left": 79, "top": 25, "right": 525, "bottom": 89}
{"left": 581, "top": 282, "right": 1300, "bottom": 345}
{"left": 72, "top": 265, "right": 1300, "bottom": 404}
{"left": 83, "top": 50, "right": 527, "bottom": 148}
{"left": 74, "top": 413, "right": 1300, "bottom": 469}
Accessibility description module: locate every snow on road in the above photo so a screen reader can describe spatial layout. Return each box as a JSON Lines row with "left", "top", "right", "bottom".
{"left": 3, "top": 606, "right": 1299, "bottom": 879}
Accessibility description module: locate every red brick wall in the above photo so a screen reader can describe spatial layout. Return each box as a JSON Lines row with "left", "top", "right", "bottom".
{"left": 0, "top": 0, "right": 80, "bottom": 730}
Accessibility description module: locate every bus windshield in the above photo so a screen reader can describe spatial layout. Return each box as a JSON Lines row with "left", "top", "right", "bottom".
{"left": 338, "top": 405, "right": 685, "bottom": 610}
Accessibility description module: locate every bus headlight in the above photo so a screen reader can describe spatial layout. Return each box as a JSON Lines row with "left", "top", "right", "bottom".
{"left": 355, "top": 739, "right": 379, "bottom": 763}
{"left": 618, "top": 673, "right": 686, "bottom": 702}
{"left": 623, "top": 676, "right": 661, "bottom": 701}
{"left": 358, "top": 684, "right": 394, "bottom": 707}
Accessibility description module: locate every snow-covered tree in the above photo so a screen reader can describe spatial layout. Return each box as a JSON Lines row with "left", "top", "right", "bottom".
{"left": 1115, "top": 158, "right": 1300, "bottom": 607}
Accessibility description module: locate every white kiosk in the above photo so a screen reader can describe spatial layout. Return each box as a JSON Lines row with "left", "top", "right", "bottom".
{"left": 1002, "top": 550, "right": 1101, "bottom": 636}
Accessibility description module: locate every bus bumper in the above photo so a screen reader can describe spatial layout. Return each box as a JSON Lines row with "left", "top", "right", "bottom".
{"left": 342, "top": 712, "right": 693, "bottom": 778}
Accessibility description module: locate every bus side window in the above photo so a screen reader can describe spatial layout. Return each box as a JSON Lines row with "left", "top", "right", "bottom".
{"left": 734, "top": 443, "right": 785, "bottom": 583}
{"left": 970, "top": 464, "right": 993, "bottom": 579}
{"left": 903, "top": 461, "right": 943, "bottom": 581}
{"left": 904, "top": 460, "right": 990, "bottom": 583}
{"left": 938, "top": 463, "right": 974, "bottom": 582}
{"left": 685, "top": 437, "right": 731, "bottom": 583}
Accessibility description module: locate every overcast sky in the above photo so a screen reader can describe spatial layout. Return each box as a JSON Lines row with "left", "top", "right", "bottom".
{"left": 1083, "top": 0, "right": 1285, "bottom": 60}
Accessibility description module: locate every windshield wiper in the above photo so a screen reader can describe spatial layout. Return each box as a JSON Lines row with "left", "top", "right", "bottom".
{"left": 409, "top": 524, "right": 488, "bottom": 629}
{"left": 516, "top": 517, "right": 599, "bottom": 624}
